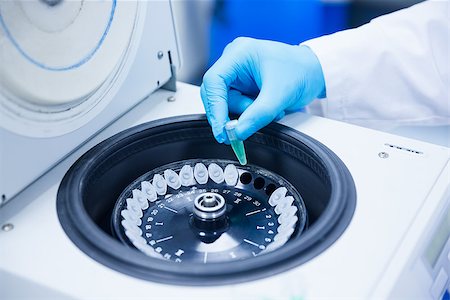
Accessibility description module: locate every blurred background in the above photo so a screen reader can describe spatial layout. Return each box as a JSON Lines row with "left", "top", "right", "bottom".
{"left": 172, "top": 0, "right": 424, "bottom": 85}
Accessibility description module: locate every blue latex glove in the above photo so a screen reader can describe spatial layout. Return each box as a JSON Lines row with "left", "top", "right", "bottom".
{"left": 200, "top": 37, "right": 326, "bottom": 143}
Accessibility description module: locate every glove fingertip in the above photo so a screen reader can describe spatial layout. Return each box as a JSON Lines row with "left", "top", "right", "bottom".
{"left": 212, "top": 127, "right": 226, "bottom": 143}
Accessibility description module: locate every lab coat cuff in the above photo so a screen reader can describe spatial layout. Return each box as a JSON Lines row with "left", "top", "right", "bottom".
{"left": 301, "top": 25, "right": 373, "bottom": 121}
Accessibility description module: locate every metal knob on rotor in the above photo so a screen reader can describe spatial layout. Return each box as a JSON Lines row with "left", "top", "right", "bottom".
{"left": 191, "top": 192, "right": 229, "bottom": 243}
{"left": 193, "top": 192, "right": 226, "bottom": 220}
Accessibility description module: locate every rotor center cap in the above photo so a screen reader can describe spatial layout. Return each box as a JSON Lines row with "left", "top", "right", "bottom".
{"left": 193, "top": 192, "right": 226, "bottom": 220}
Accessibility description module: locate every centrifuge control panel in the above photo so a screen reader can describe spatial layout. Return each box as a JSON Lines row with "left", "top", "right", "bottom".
{"left": 393, "top": 198, "right": 450, "bottom": 299}
{"left": 424, "top": 207, "right": 450, "bottom": 300}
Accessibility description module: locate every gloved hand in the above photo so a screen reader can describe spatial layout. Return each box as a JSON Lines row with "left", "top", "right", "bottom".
{"left": 200, "top": 37, "right": 326, "bottom": 143}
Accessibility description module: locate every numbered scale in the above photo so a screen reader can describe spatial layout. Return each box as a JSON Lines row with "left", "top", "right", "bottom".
{"left": 112, "top": 159, "right": 307, "bottom": 263}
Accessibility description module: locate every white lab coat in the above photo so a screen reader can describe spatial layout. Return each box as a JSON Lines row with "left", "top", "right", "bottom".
{"left": 304, "top": 0, "right": 449, "bottom": 130}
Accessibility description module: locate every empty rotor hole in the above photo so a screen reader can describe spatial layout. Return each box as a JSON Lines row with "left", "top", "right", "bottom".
{"left": 265, "top": 184, "right": 276, "bottom": 196}
{"left": 253, "top": 177, "right": 265, "bottom": 190}
{"left": 240, "top": 172, "right": 252, "bottom": 184}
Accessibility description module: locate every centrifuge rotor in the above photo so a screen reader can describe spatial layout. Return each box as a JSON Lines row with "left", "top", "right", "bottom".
{"left": 112, "top": 159, "right": 307, "bottom": 264}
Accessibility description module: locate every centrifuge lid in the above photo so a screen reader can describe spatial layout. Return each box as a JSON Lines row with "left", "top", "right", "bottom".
{"left": 0, "top": 0, "right": 140, "bottom": 136}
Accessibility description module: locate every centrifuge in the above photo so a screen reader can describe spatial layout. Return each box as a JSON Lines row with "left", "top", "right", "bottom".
{"left": 1, "top": 1, "right": 449, "bottom": 299}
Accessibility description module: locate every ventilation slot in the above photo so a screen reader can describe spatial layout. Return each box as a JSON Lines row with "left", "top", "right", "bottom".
{"left": 385, "top": 143, "right": 423, "bottom": 155}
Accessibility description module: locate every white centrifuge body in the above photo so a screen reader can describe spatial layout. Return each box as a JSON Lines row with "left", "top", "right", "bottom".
{"left": 0, "top": 1, "right": 448, "bottom": 299}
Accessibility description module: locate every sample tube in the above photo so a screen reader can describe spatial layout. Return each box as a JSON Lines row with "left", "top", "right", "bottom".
{"left": 225, "top": 120, "right": 247, "bottom": 165}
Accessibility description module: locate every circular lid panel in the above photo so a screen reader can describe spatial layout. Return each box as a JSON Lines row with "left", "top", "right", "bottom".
{"left": 0, "top": 0, "right": 142, "bottom": 137}
{"left": 0, "top": 0, "right": 136, "bottom": 106}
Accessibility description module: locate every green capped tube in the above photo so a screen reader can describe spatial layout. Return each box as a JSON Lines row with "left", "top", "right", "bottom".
{"left": 225, "top": 120, "right": 247, "bottom": 165}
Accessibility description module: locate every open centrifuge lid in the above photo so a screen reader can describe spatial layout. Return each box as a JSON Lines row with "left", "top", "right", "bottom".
{"left": 0, "top": 0, "right": 143, "bottom": 137}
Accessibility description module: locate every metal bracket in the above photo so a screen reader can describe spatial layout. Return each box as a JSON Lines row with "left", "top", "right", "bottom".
{"left": 162, "top": 51, "right": 177, "bottom": 92}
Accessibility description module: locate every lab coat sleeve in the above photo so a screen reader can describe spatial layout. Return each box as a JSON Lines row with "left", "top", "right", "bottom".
{"left": 303, "top": 0, "right": 449, "bottom": 128}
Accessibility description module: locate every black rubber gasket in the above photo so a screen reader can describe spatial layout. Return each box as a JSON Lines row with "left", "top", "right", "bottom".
{"left": 57, "top": 114, "right": 356, "bottom": 286}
